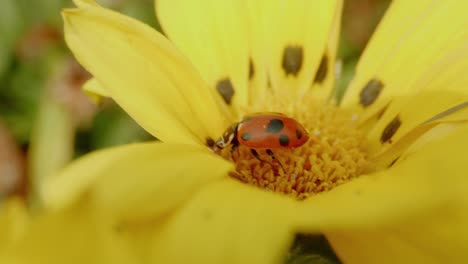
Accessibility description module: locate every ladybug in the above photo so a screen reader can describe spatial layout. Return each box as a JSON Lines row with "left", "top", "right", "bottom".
{"left": 214, "top": 113, "right": 309, "bottom": 169}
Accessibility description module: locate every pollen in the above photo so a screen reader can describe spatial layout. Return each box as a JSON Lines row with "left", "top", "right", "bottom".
{"left": 218, "top": 93, "right": 371, "bottom": 200}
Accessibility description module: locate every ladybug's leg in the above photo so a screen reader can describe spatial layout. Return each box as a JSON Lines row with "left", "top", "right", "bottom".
{"left": 266, "top": 149, "right": 285, "bottom": 173}
{"left": 250, "top": 149, "right": 284, "bottom": 172}
{"left": 230, "top": 142, "right": 239, "bottom": 162}
{"left": 250, "top": 149, "right": 262, "bottom": 161}
{"left": 266, "top": 149, "right": 276, "bottom": 159}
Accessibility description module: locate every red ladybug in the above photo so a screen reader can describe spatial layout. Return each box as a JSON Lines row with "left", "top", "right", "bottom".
{"left": 214, "top": 113, "right": 309, "bottom": 169}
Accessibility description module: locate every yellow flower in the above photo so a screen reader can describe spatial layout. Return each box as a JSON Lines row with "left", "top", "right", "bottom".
{"left": 6, "top": 0, "right": 468, "bottom": 263}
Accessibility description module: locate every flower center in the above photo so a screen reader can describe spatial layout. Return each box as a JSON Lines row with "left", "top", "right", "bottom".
{"left": 218, "top": 94, "right": 371, "bottom": 200}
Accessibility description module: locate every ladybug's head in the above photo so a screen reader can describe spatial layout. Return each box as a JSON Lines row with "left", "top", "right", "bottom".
{"left": 215, "top": 123, "right": 238, "bottom": 149}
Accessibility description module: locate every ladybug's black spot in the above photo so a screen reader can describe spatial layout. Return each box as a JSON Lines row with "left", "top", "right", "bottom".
{"left": 216, "top": 78, "right": 235, "bottom": 105}
{"left": 279, "top": 134, "right": 290, "bottom": 147}
{"left": 249, "top": 58, "right": 255, "bottom": 80}
{"left": 266, "top": 119, "right": 284, "bottom": 133}
{"left": 359, "top": 78, "right": 384, "bottom": 107}
{"left": 282, "top": 46, "right": 303, "bottom": 76}
{"left": 295, "top": 129, "right": 303, "bottom": 139}
{"left": 380, "top": 116, "right": 401, "bottom": 144}
{"left": 313, "top": 54, "right": 328, "bottom": 84}
{"left": 205, "top": 137, "right": 215, "bottom": 148}
{"left": 241, "top": 132, "right": 252, "bottom": 141}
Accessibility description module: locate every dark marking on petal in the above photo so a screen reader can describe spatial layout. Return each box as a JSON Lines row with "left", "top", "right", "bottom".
{"left": 359, "top": 78, "right": 384, "bottom": 107}
{"left": 380, "top": 116, "right": 401, "bottom": 144}
{"left": 313, "top": 54, "right": 328, "bottom": 84}
{"left": 279, "top": 134, "right": 290, "bottom": 146}
{"left": 266, "top": 119, "right": 284, "bottom": 133}
{"left": 249, "top": 58, "right": 255, "bottom": 80}
{"left": 241, "top": 132, "right": 252, "bottom": 141}
{"left": 206, "top": 137, "right": 215, "bottom": 148}
{"left": 216, "top": 78, "right": 235, "bottom": 104}
{"left": 376, "top": 103, "right": 390, "bottom": 120}
{"left": 267, "top": 76, "right": 273, "bottom": 91}
{"left": 387, "top": 156, "right": 400, "bottom": 168}
{"left": 296, "top": 129, "right": 303, "bottom": 139}
{"left": 282, "top": 46, "right": 303, "bottom": 76}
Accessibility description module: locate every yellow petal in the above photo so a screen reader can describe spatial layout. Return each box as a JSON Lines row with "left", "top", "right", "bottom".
{"left": 72, "top": 0, "right": 98, "bottom": 7}
{"left": 264, "top": 0, "right": 342, "bottom": 99}
{"left": 0, "top": 198, "right": 29, "bottom": 249}
{"left": 363, "top": 91, "right": 468, "bottom": 155}
{"left": 1, "top": 206, "right": 137, "bottom": 264}
{"left": 326, "top": 211, "right": 468, "bottom": 264}
{"left": 315, "top": 0, "right": 343, "bottom": 101}
{"left": 293, "top": 124, "right": 468, "bottom": 262}
{"left": 64, "top": 1, "right": 229, "bottom": 145}
{"left": 245, "top": 0, "right": 342, "bottom": 103}
{"left": 242, "top": 0, "right": 271, "bottom": 103}
{"left": 157, "top": 0, "right": 250, "bottom": 113}
{"left": 42, "top": 142, "right": 233, "bottom": 223}
{"left": 157, "top": 0, "right": 342, "bottom": 106}
{"left": 342, "top": 0, "right": 468, "bottom": 120}
{"left": 82, "top": 78, "right": 108, "bottom": 104}
{"left": 149, "top": 179, "right": 298, "bottom": 264}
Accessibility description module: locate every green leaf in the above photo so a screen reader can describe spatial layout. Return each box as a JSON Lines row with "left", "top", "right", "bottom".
{"left": 0, "top": 0, "right": 23, "bottom": 78}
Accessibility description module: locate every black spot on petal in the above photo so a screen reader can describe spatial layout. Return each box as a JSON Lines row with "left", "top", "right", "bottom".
{"left": 267, "top": 76, "right": 273, "bottom": 91}
{"left": 282, "top": 46, "right": 303, "bottom": 76}
{"left": 279, "top": 134, "right": 290, "bottom": 146}
{"left": 380, "top": 116, "right": 401, "bottom": 144}
{"left": 313, "top": 54, "right": 328, "bottom": 84}
{"left": 241, "top": 132, "right": 252, "bottom": 141}
{"left": 387, "top": 156, "right": 400, "bottom": 168}
{"left": 249, "top": 58, "right": 255, "bottom": 80}
{"left": 216, "top": 78, "right": 235, "bottom": 105}
{"left": 359, "top": 78, "right": 384, "bottom": 107}
{"left": 266, "top": 119, "right": 284, "bottom": 133}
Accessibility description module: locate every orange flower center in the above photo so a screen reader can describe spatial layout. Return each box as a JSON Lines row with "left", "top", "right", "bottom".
{"left": 217, "top": 94, "right": 371, "bottom": 200}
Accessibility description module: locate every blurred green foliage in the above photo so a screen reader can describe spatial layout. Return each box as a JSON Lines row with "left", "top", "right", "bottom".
{"left": 0, "top": 0, "right": 156, "bottom": 201}
{"left": 0, "top": 0, "right": 156, "bottom": 146}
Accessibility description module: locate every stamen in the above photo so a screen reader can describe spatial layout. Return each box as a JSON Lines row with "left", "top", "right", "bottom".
{"left": 218, "top": 93, "right": 371, "bottom": 200}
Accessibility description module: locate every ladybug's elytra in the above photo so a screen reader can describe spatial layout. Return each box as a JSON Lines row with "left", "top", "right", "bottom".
{"left": 214, "top": 113, "right": 309, "bottom": 169}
